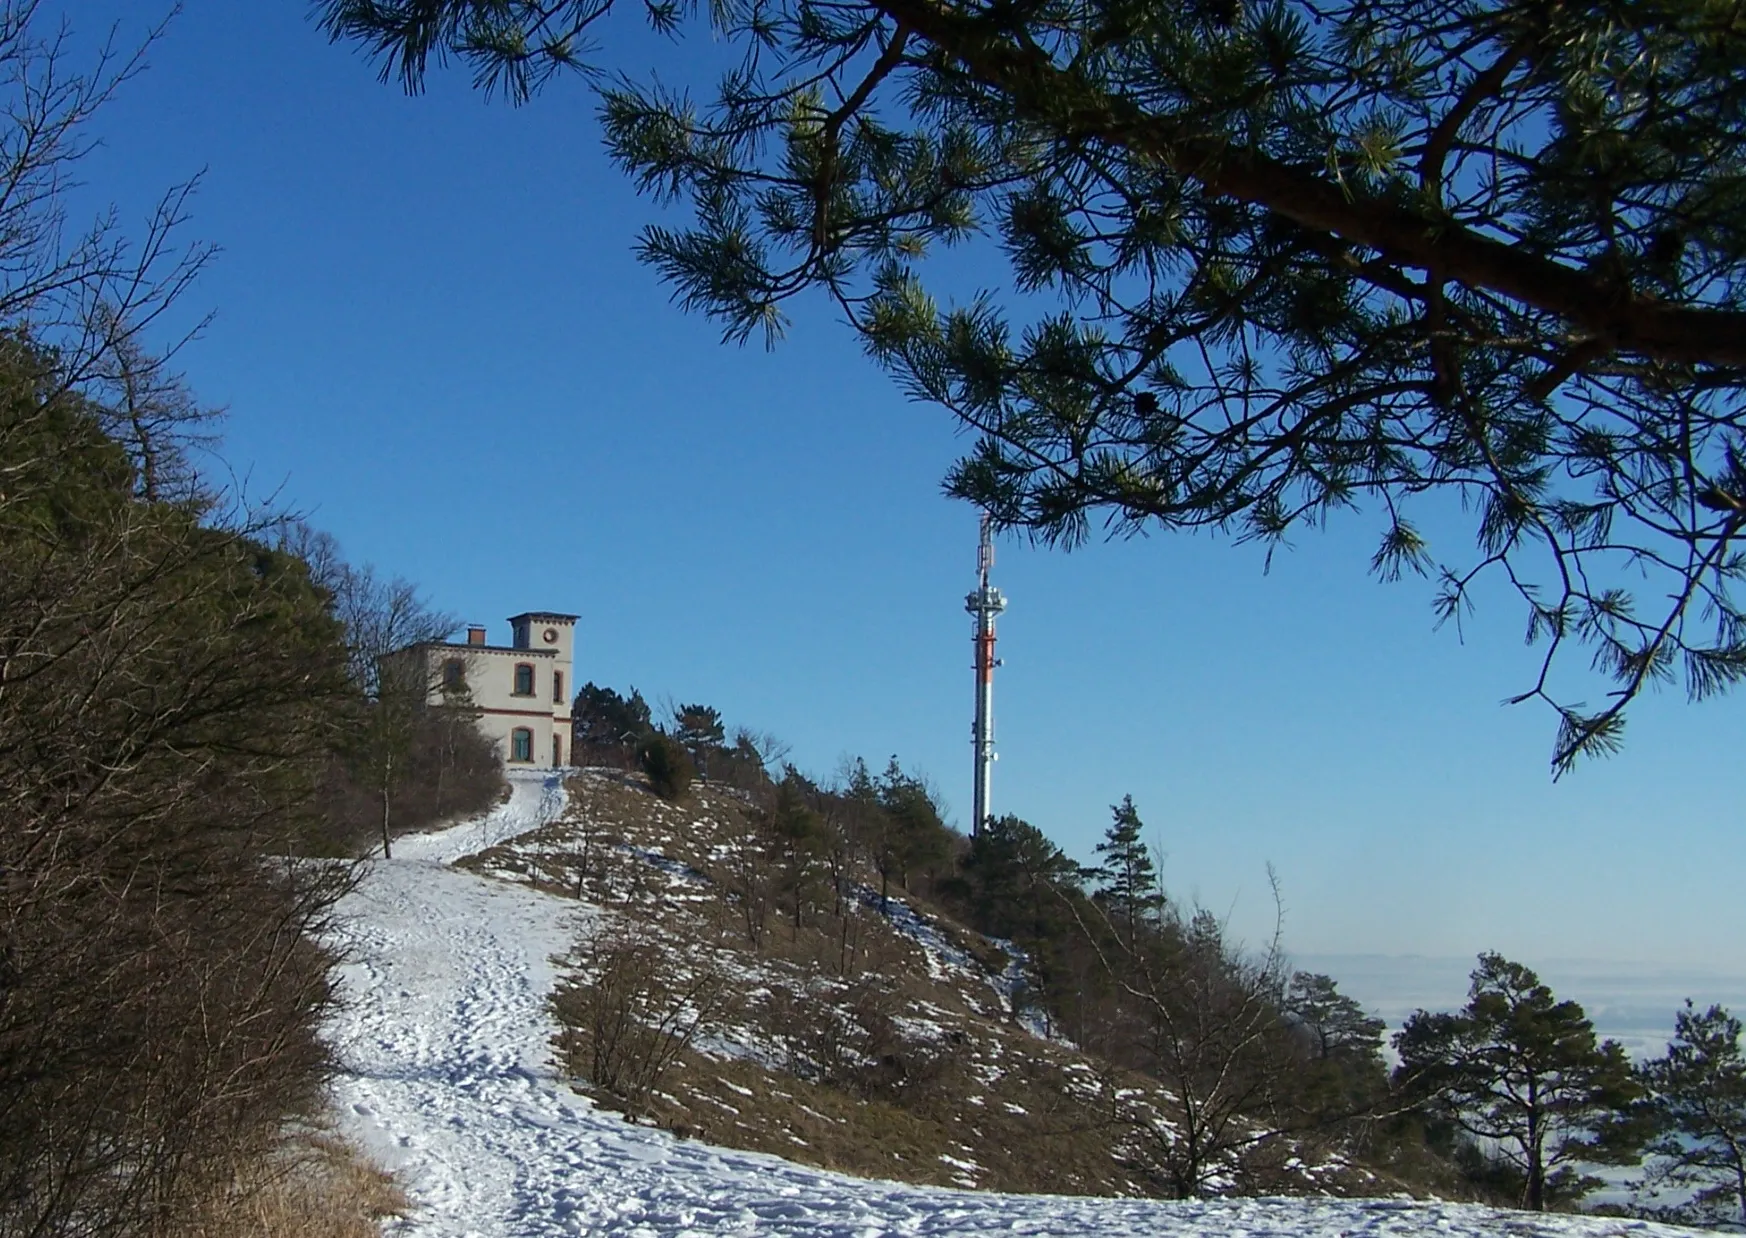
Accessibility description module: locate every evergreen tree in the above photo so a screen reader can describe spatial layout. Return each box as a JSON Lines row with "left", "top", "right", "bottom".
{"left": 0, "top": 336, "right": 357, "bottom": 1236}
{"left": 1394, "top": 953, "right": 1643, "bottom": 1211}
{"left": 672, "top": 702, "right": 727, "bottom": 778}
{"left": 876, "top": 756, "right": 953, "bottom": 896}
{"left": 956, "top": 813, "right": 1094, "bottom": 1033}
{"left": 637, "top": 732, "right": 694, "bottom": 800}
{"left": 1286, "top": 972, "right": 1385, "bottom": 1065}
{"left": 573, "top": 683, "right": 654, "bottom": 757}
{"left": 961, "top": 814, "right": 1086, "bottom": 944}
{"left": 845, "top": 757, "right": 901, "bottom": 911}
{"left": 324, "top": 0, "right": 1746, "bottom": 771}
{"left": 0, "top": 14, "right": 361, "bottom": 1230}
{"left": 1283, "top": 971, "right": 1388, "bottom": 1116}
{"left": 768, "top": 766, "right": 826, "bottom": 931}
{"left": 1093, "top": 796, "right": 1165, "bottom": 940}
{"left": 714, "top": 728, "right": 785, "bottom": 794}
{"left": 1638, "top": 1001, "right": 1746, "bottom": 1226}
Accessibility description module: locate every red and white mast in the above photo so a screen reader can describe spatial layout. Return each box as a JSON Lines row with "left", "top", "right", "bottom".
{"left": 965, "top": 514, "right": 1007, "bottom": 836}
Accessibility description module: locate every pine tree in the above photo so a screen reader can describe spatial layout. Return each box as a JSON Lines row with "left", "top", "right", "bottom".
{"left": 1638, "top": 1001, "right": 1746, "bottom": 1226}
{"left": 1283, "top": 971, "right": 1388, "bottom": 1116}
{"left": 768, "top": 766, "right": 826, "bottom": 932}
{"left": 573, "top": 683, "right": 654, "bottom": 757}
{"left": 0, "top": 336, "right": 357, "bottom": 1235}
{"left": 673, "top": 702, "right": 726, "bottom": 778}
{"left": 1394, "top": 953, "right": 1643, "bottom": 1211}
{"left": 0, "top": 16, "right": 362, "bottom": 1228}
{"left": 1092, "top": 795, "right": 1164, "bottom": 941}
{"left": 1285, "top": 972, "right": 1385, "bottom": 1064}
{"left": 637, "top": 733, "right": 693, "bottom": 800}
{"left": 961, "top": 814, "right": 1086, "bottom": 943}
{"left": 323, "top": 0, "right": 1746, "bottom": 771}
{"left": 875, "top": 757, "right": 953, "bottom": 897}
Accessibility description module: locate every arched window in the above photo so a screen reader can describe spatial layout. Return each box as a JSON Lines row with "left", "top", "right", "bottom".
{"left": 552, "top": 734, "right": 563, "bottom": 766}
{"left": 552, "top": 669, "right": 564, "bottom": 705}
{"left": 510, "top": 728, "right": 533, "bottom": 763}
{"left": 513, "top": 663, "right": 535, "bottom": 696}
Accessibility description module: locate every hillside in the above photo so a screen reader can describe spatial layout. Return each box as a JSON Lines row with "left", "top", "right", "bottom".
{"left": 324, "top": 771, "right": 1707, "bottom": 1237}
{"left": 456, "top": 768, "right": 1372, "bottom": 1197}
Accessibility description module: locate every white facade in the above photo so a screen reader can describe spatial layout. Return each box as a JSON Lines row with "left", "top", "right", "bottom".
{"left": 393, "top": 612, "right": 577, "bottom": 767}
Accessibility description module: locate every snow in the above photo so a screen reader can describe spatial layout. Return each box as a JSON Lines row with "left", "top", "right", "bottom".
{"left": 325, "top": 770, "right": 1706, "bottom": 1238}
{"left": 864, "top": 892, "right": 1067, "bottom": 1045}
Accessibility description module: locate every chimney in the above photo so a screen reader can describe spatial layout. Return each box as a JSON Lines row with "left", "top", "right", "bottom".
{"left": 466, "top": 625, "right": 487, "bottom": 647}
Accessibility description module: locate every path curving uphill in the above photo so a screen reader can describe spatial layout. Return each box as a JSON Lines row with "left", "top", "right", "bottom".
{"left": 327, "top": 771, "right": 1696, "bottom": 1238}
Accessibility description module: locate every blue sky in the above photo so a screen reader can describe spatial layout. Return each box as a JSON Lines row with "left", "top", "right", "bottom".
{"left": 62, "top": 2, "right": 1745, "bottom": 983}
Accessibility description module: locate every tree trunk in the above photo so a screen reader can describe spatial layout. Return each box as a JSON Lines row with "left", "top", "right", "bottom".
{"left": 576, "top": 826, "right": 592, "bottom": 899}
{"left": 380, "top": 752, "right": 394, "bottom": 860}
{"left": 1526, "top": 1081, "right": 1544, "bottom": 1211}
{"left": 1179, "top": 1112, "right": 1201, "bottom": 1199}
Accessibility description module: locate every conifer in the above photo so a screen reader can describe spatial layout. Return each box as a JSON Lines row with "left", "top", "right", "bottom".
{"left": 1638, "top": 1002, "right": 1746, "bottom": 1225}
{"left": 1394, "top": 953, "right": 1643, "bottom": 1211}
{"left": 1092, "top": 796, "right": 1165, "bottom": 941}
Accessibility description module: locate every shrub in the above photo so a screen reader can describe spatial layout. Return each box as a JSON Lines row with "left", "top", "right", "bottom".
{"left": 551, "top": 924, "right": 725, "bottom": 1114}
{"left": 0, "top": 338, "right": 360, "bottom": 1237}
{"left": 638, "top": 734, "right": 694, "bottom": 801}
{"left": 767, "top": 978, "right": 960, "bottom": 1103}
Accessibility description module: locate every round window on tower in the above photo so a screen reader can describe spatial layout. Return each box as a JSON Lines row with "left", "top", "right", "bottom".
{"left": 542, "top": 627, "right": 558, "bottom": 644}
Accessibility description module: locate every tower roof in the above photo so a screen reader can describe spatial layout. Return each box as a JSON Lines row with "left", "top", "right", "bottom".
{"left": 508, "top": 611, "right": 580, "bottom": 624}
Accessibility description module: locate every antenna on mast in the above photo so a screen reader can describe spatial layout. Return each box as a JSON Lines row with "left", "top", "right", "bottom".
{"left": 965, "top": 514, "right": 1006, "bottom": 836}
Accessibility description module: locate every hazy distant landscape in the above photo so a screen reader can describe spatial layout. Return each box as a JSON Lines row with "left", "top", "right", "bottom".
{"left": 1300, "top": 955, "right": 1746, "bottom": 1058}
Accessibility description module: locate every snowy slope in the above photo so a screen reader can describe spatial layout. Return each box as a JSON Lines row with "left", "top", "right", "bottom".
{"left": 325, "top": 771, "right": 1699, "bottom": 1238}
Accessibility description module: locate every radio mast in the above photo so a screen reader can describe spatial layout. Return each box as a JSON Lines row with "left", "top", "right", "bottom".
{"left": 965, "top": 514, "right": 1006, "bottom": 836}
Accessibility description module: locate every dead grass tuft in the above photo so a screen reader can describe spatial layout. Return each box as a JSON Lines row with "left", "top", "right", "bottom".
{"left": 174, "top": 1134, "right": 408, "bottom": 1238}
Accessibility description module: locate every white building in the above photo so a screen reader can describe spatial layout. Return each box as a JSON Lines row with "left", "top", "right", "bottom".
{"left": 388, "top": 611, "right": 578, "bottom": 767}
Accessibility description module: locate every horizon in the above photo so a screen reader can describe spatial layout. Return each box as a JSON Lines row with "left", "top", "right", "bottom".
{"left": 1296, "top": 953, "right": 1746, "bottom": 1060}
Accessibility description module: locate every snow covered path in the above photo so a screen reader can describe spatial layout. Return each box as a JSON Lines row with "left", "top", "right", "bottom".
{"left": 327, "top": 771, "right": 1695, "bottom": 1238}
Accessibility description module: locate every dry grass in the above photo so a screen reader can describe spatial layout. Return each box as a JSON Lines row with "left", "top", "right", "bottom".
{"left": 587, "top": 1019, "right": 1158, "bottom": 1195}
{"left": 469, "top": 769, "right": 1387, "bottom": 1201}
{"left": 175, "top": 1134, "right": 408, "bottom": 1238}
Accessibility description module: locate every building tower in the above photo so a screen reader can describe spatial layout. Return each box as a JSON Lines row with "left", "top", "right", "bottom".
{"left": 965, "top": 514, "right": 1007, "bottom": 836}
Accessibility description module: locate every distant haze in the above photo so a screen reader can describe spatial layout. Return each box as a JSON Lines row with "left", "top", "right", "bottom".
{"left": 1297, "top": 954, "right": 1746, "bottom": 1059}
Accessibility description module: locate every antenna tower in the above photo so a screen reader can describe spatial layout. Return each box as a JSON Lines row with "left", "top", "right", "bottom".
{"left": 965, "top": 514, "right": 1007, "bottom": 836}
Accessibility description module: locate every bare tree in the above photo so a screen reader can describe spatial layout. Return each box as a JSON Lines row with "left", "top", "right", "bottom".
{"left": 0, "top": 5, "right": 212, "bottom": 393}
{"left": 1060, "top": 875, "right": 1310, "bottom": 1198}
{"left": 732, "top": 726, "right": 791, "bottom": 772}
{"left": 715, "top": 809, "right": 774, "bottom": 951}
{"left": 327, "top": 562, "right": 457, "bottom": 857}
